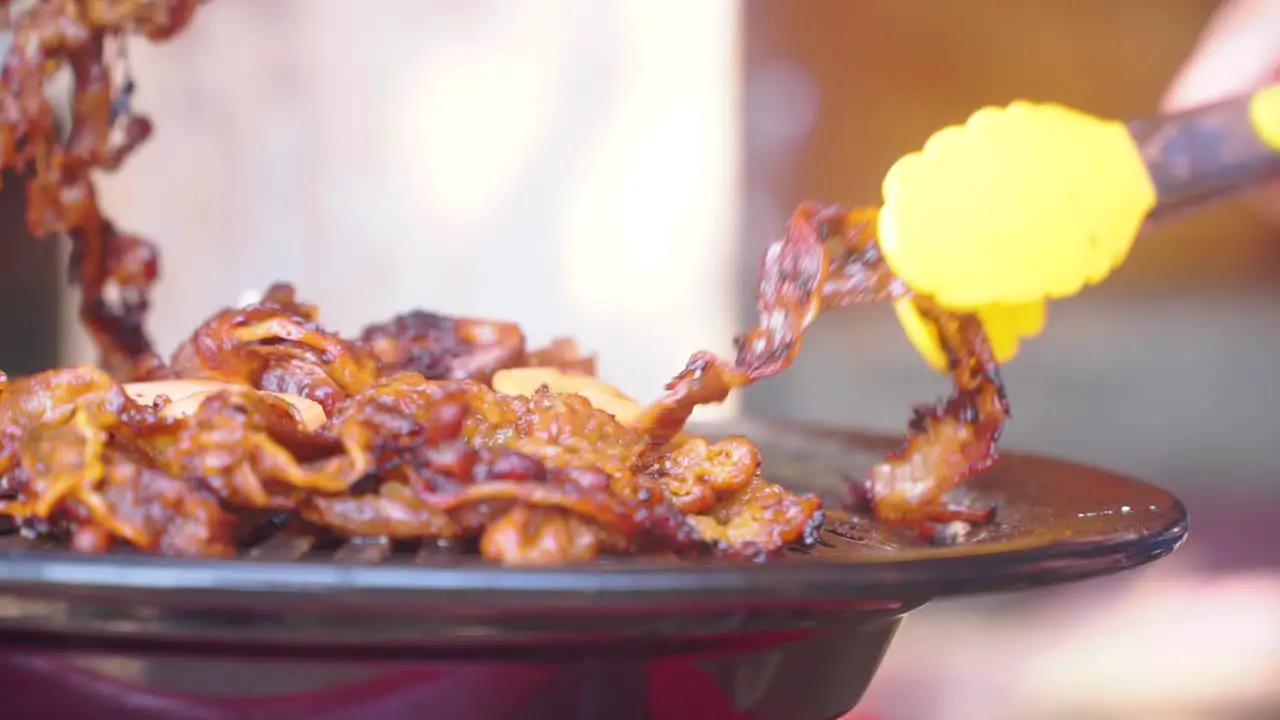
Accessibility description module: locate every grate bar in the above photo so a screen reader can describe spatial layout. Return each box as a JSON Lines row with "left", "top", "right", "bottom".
{"left": 246, "top": 527, "right": 318, "bottom": 561}
{"left": 413, "top": 539, "right": 469, "bottom": 564}
{"left": 332, "top": 536, "right": 393, "bottom": 564}
{"left": 0, "top": 531, "right": 36, "bottom": 551}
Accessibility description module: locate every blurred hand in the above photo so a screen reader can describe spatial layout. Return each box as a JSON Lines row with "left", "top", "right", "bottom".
{"left": 1162, "top": 0, "right": 1280, "bottom": 226}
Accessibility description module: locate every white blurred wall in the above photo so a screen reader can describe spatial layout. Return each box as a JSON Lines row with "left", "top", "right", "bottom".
{"left": 65, "top": 0, "right": 743, "bottom": 414}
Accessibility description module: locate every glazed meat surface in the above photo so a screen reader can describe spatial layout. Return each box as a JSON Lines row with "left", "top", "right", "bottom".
{"left": 0, "top": 294, "right": 825, "bottom": 564}
{"left": 0, "top": 1, "right": 1011, "bottom": 564}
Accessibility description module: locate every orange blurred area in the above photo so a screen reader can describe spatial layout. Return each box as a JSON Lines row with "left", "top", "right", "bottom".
{"left": 743, "top": 0, "right": 1280, "bottom": 295}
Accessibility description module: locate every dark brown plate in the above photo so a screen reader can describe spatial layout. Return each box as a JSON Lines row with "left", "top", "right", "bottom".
{"left": 0, "top": 417, "right": 1186, "bottom": 656}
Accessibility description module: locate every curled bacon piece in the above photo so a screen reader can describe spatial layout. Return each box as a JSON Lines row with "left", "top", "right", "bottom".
{"left": 0, "top": 0, "right": 205, "bottom": 380}
{"left": 0, "top": 366, "right": 237, "bottom": 554}
{"left": 646, "top": 435, "right": 823, "bottom": 553}
{"left": 632, "top": 203, "right": 1008, "bottom": 537}
{"left": 0, "top": 366, "right": 161, "bottom": 485}
{"left": 360, "top": 312, "right": 528, "bottom": 384}
{"left": 360, "top": 311, "right": 597, "bottom": 383}
{"left": 148, "top": 388, "right": 353, "bottom": 506}
{"left": 170, "top": 283, "right": 382, "bottom": 415}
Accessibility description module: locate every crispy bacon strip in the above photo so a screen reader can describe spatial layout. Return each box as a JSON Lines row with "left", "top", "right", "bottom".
{"left": 632, "top": 203, "right": 1009, "bottom": 530}
{"left": 0, "top": 0, "right": 202, "bottom": 380}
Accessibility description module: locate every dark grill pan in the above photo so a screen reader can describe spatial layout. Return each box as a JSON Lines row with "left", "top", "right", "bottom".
{"left": 0, "top": 418, "right": 1187, "bottom": 720}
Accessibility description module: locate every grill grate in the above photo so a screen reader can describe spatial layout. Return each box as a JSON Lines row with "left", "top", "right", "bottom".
{"left": 0, "top": 418, "right": 922, "bottom": 568}
{"left": 238, "top": 528, "right": 496, "bottom": 565}
{"left": 0, "top": 510, "right": 901, "bottom": 567}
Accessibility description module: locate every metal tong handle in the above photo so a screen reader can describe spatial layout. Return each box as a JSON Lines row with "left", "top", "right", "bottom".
{"left": 1129, "top": 84, "right": 1280, "bottom": 227}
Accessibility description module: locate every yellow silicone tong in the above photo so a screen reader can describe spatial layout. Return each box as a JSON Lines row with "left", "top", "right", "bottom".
{"left": 881, "top": 85, "right": 1280, "bottom": 369}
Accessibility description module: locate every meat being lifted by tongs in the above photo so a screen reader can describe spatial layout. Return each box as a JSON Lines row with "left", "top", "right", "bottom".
{"left": 632, "top": 203, "right": 1009, "bottom": 542}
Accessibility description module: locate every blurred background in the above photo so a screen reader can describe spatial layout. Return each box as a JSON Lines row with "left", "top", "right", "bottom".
{"left": 2, "top": 0, "right": 1279, "bottom": 717}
